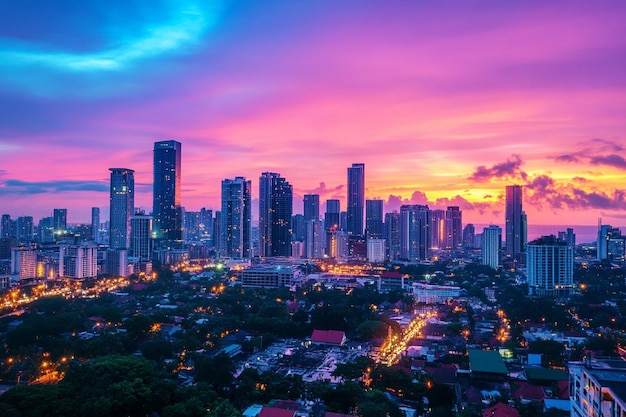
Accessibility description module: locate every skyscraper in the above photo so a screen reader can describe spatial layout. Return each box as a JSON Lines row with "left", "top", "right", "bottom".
{"left": 15, "top": 216, "right": 33, "bottom": 243}
{"left": 325, "top": 199, "right": 340, "bottom": 230}
{"left": 462, "top": 224, "right": 475, "bottom": 249}
{"left": 365, "top": 199, "right": 384, "bottom": 239}
{"left": 53, "top": 209, "right": 67, "bottom": 236}
{"left": 385, "top": 211, "right": 400, "bottom": 260}
{"left": 259, "top": 172, "right": 293, "bottom": 257}
{"left": 109, "top": 168, "right": 135, "bottom": 249}
{"left": 445, "top": 206, "right": 462, "bottom": 249}
{"left": 221, "top": 177, "right": 252, "bottom": 258}
{"left": 482, "top": 225, "right": 501, "bottom": 269}
{"left": 505, "top": 185, "right": 525, "bottom": 264}
{"left": 91, "top": 207, "right": 100, "bottom": 243}
{"left": 303, "top": 194, "right": 320, "bottom": 222}
{"left": 1, "top": 214, "right": 12, "bottom": 239}
{"left": 400, "top": 204, "right": 430, "bottom": 261}
{"left": 347, "top": 163, "right": 365, "bottom": 236}
{"left": 526, "top": 235, "right": 573, "bottom": 297}
{"left": 153, "top": 140, "right": 182, "bottom": 245}
{"left": 130, "top": 211, "right": 153, "bottom": 261}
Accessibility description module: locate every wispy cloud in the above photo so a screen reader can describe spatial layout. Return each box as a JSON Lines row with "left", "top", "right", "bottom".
{"left": 0, "top": 179, "right": 108, "bottom": 195}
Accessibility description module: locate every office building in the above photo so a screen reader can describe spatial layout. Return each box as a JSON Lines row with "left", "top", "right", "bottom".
{"left": 109, "top": 168, "right": 134, "bottom": 249}
{"left": 291, "top": 214, "right": 306, "bottom": 242}
{"left": 1, "top": 214, "right": 12, "bottom": 238}
{"left": 526, "top": 235, "right": 573, "bottom": 297}
{"left": 558, "top": 227, "right": 576, "bottom": 247}
{"left": 259, "top": 172, "right": 293, "bottom": 257}
{"left": 37, "top": 217, "right": 54, "bottom": 243}
{"left": 199, "top": 208, "right": 213, "bottom": 244}
{"left": 324, "top": 199, "right": 340, "bottom": 229}
{"left": 445, "top": 206, "right": 462, "bottom": 249}
{"left": 153, "top": 140, "right": 182, "bottom": 245}
{"left": 16, "top": 216, "right": 33, "bottom": 243}
{"left": 482, "top": 225, "right": 501, "bottom": 269}
{"left": 91, "top": 207, "right": 100, "bottom": 243}
{"left": 240, "top": 267, "right": 294, "bottom": 288}
{"left": 385, "top": 211, "right": 401, "bottom": 260}
{"left": 365, "top": 199, "right": 384, "bottom": 239}
{"left": 221, "top": 177, "right": 251, "bottom": 259}
{"left": 597, "top": 225, "right": 625, "bottom": 262}
{"left": 463, "top": 224, "right": 475, "bottom": 249}
{"left": 106, "top": 248, "right": 128, "bottom": 277}
{"left": 305, "top": 220, "right": 324, "bottom": 259}
{"left": 11, "top": 246, "right": 37, "bottom": 279}
{"left": 367, "top": 238, "right": 386, "bottom": 263}
{"left": 505, "top": 185, "right": 525, "bottom": 264}
{"left": 400, "top": 204, "right": 430, "bottom": 261}
{"left": 130, "top": 212, "right": 153, "bottom": 261}
{"left": 53, "top": 209, "right": 67, "bottom": 236}
{"left": 430, "top": 209, "right": 445, "bottom": 250}
{"left": 304, "top": 194, "right": 320, "bottom": 222}
{"left": 347, "top": 163, "right": 365, "bottom": 236}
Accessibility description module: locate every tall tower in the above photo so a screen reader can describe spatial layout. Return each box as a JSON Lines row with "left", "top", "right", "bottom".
{"left": 385, "top": 211, "right": 400, "bottom": 260}
{"left": 91, "top": 207, "right": 100, "bottom": 243}
{"left": 325, "top": 199, "right": 340, "bottom": 230}
{"left": 400, "top": 204, "right": 430, "bottom": 261}
{"left": 53, "top": 209, "right": 67, "bottom": 235}
{"left": 130, "top": 211, "right": 153, "bottom": 261}
{"left": 482, "top": 225, "right": 501, "bottom": 269}
{"left": 303, "top": 194, "right": 320, "bottom": 222}
{"left": 505, "top": 185, "right": 525, "bottom": 264}
{"left": 109, "top": 168, "right": 135, "bottom": 249}
{"left": 445, "top": 206, "right": 462, "bottom": 249}
{"left": 259, "top": 172, "right": 293, "bottom": 257}
{"left": 221, "top": 177, "right": 252, "bottom": 258}
{"left": 153, "top": 140, "right": 182, "bottom": 245}
{"left": 347, "top": 163, "right": 365, "bottom": 236}
{"left": 365, "top": 199, "right": 383, "bottom": 239}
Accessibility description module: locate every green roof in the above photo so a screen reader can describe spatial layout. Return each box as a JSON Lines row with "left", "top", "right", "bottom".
{"left": 525, "top": 367, "right": 568, "bottom": 381}
{"left": 469, "top": 349, "right": 508, "bottom": 374}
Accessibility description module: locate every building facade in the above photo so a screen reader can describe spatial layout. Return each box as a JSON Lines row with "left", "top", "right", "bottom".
{"left": 365, "top": 199, "right": 384, "bottom": 239}
{"left": 221, "top": 177, "right": 252, "bottom": 259}
{"left": 152, "top": 140, "right": 182, "bottom": 246}
{"left": 259, "top": 172, "right": 293, "bottom": 257}
{"left": 527, "top": 235, "right": 573, "bottom": 297}
{"left": 505, "top": 185, "right": 526, "bottom": 265}
{"left": 109, "top": 168, "right": 134, "bottom": 249}
{"left": 482, "top": 225, "right": 501, "bottom": 269}
{"left": 347, "top": 163, "right": 365, "bottom": 236}
{"left": 400, "top": 204, "right": 430, "bottom": 261}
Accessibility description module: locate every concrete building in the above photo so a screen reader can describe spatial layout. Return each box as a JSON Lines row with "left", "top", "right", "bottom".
{"left": 482, "top": 225, "right": 501, "bottom": 269}
{"left": 570, "top": 358, "right": 626, "bottom": 417}
{"left": 240, "top": 266, "right": 294, "bottom": 288}
{"left": 527, "top": 235, "right": 573, "bottom": 297}
{"left": 367, "top": 238, "right": 386, "bottom": 263}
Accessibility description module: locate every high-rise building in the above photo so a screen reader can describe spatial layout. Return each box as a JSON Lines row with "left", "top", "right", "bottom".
{"left": 59, "top": 243, "right": 98, "bottom": 279}
{"left": 385, "top": 211, "right": 401, "bottom": 260}
{"left": 91, "top": 207, "right": 100, "bottom": 243}
{"left": 570, "top": 358, "right": 626, "bottom": 417}
{"left": 184, "top": 211, "right": 202, "bottom": 242}
{"left": 365, "top": 200, "right": 384, "bottom": 239}
{"left": 259, "top": 172, "right": 293, "bottom": 257}
{"left": 430, "top": 209, "right": 445, "bottom": 250}
{"left": 153, "top": 140, "right": 182, "bottom": 245}
{"left": 505, "top": 185, "right": 525, "bottom": 264}
{"left": 597, "top": 225, "right": 625, "bottom": 262}
{"left": 291, "top": 214, "right": 306, "bottom": 242}
{"left": 526, "top": 235, "right": 573, "bottom": 297}
{"left": 53, "top": 209, "right": 67, "bottom": 236}
{"left": 305, "top": 220, "right": 324, "bottom": 259}
{"left": 16, "top": 216, "right": 33, "bottom": 243}
{"left": 347, "top": 163, "right": 365, "bottom": 236}
{"left": 557, "top": 227, "right": 576, "bottom": 247}
{"left": 367, "top": 239, "right": 386, "bottom": 263}
{"left": 199, "top": 208, "right": 213, "bottom": 244}
{"left": 1, "top": 214, "right": 12, "bottom": 238}
{"left": 463, "top": 224, "right": 475, "bottom": 249}
{"left": 221, "top": 177, "right": 251, "bottom": 259}
{"left": 304, "top": 194, "right": 320, "bottom": 222}
{"left": 481, "top": 225, "right": 501, "bottom": 269}
{"left": 130, "top": 212, "right": 153, "bottom": 261}
{"left": 37, "top": 217, "right": 54, "bottom": 243}
{"left": 109, "top": 168, "right": 134, "bottom": 249}
{"left": 445, "top": 206, "right": 462, "bottom": 249}
{"left": 11, "top": 246, "right": 37, "bottom": 279}
{"left": 324, "top": 199, "right": 340, "bottom": 230}
{"left": 400, "top": 205, "right": 430, "bottom": 261}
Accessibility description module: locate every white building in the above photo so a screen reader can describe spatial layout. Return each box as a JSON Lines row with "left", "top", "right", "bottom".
{"left": 60, "top": 243, "right": 98, "bottom": 279}
{"left": 412, "top": 283, "right": 462, "bottom": 304}
{"left": 10, "top": 246, "right": 37, "bottom": 279}
{"left": 570, "top": 358, "right": 626, "bottom": 417}
{"left": 481, "top": 225, "right": 501, "bottom": 269}
{"left": 367, "top": 239, "right": 386, "bottom": 263}
{"left": 527, "top": 235, "right": 573, "bottom": 297}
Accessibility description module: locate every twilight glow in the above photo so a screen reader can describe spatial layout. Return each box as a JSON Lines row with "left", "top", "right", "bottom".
{"left": 1, "top": 1, "right": 626, "bottom": 233}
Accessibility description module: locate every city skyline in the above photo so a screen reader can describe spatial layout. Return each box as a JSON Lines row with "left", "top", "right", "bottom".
{"left": 1, "top": 2, "right": 626, "bottom": 227}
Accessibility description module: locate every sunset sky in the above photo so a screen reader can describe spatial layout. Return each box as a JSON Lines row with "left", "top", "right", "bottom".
{"left": 1, "top": 1, "right": 626, "bottom": 232}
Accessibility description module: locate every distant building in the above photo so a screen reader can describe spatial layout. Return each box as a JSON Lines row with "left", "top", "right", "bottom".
{"left": 365, "top": 199, "right": 383, "bottom": 239}
{"left": 53, "top": 208, "right": 67, "bottom": 236}
{"left": 59, "top": 243, "right": 98, "bottom": 279}
{"left": 367, "top": 238, "right": 386, "bottom": 263}
{"left": 558, "top": 227, "right": 576, "bottom": 247}
{"left": 15, "top": 216, "right": 33, "bottom": 243}
{"left": 385, "top": 211, "right": 400, "bottom": 260}
{"left": 105, "top": 248, "right": 128, "bottom": 277}
{"left": 240, "top": 267, "right": 293, "bottom": 288}
{"left": 303, "top": 194, "right": 320, "bottom": 222}
{"left": 378, "top": 271, "right": 404, "bottom": 292}
{"left": 347, "top": 163, "right": 365, "bottom": 236}
{"left": 259, "top": 172, "right": 292, "bottom": 257}
{"left": 482, "top": 225, "right": 501, "bottom": 269}
{"left": 400, "top": 205, "right": 430, "bottom": 261}
{"left": 11, "top": 246, "right": 37, "bottom": 279}
{"left": 526, "top": 235, "right": 573, "bottom": 297}
{"left": 413, "top": 283, "right": 461, "bottom": 304}
{"left": 445, "top": 206, "right": 462, "bottom": 249}
{"left": 91, "top": 207, "right": 100, "bottom": 243}
{"left": 463, "top": 223, "right": 475, "bottom": 249}
{"left": 505, "top": 184, "right": 526, "bottom": 265}
{"left": 221, "top": 177, "right": 252, "bottom": 259}
{"left": 130, "top": 212, "right": 152, "bottom": 261}
{"left": 152, "top": 140, "right": 183, "bottom": 247}
{"left": 109, "top": 168, "right": 134, "bottom": 250}
{"left": 597, "top": 225, "right": 625, "bottom": 262}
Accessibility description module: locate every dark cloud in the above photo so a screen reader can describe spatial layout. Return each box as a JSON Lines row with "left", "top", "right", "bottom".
{"left": 572, "top": 176, "right": 588, "bottom": 182}
{"left": 589, "top": 138, "right": 624, "bottom": 152}
{"left": 526, "top": 174, "right": 555, "bottom": 192}
{"left": 555, "top": 154, "right": 579, "bottom": 163}
{"left": 305, "top": 182, "right": 344, "bottom": 197}
{"left": 384, "top": 191, "right": 493, "bottom": 215}
{"left": 0, "top": 179, "right": 107, "bottom": 195}
{"left": 468, "top": 154, "right": 527, "bottom": 182}
{"left": 589, "top": 154, "right": 626, "bottom": 169}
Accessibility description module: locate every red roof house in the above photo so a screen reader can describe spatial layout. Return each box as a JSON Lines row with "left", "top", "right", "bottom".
{"left": 311, "top": 329, "right": 346, "bottom": 346}
{"left": 482, "top": 402, "right": 520, "bottom": 417}
{"left": 258, "top": 407, "right": 296, "bottom": 417}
